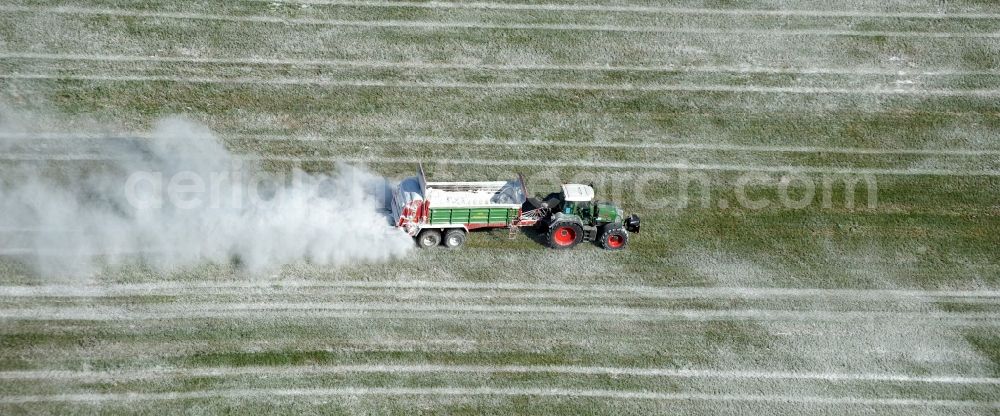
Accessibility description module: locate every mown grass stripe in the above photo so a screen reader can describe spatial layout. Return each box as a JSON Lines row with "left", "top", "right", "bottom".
{"left": 5, "top": 131, "right": 997, "bottom": 157}
{"left": 250, "top": 134, "right": 1000, "bottom": 156}
{"left": 2, "top": 283, "right": 997, "bottom": 299}
{"left": 2, "top": 6, "right": 999, "bottom": 37}
{"left": 3, "top": 74, "right": 999, "bottom": 96}
{"left": 1, "top": 364, "right": 996, "bottom": 384}
{"left": 1, "top": 386, "right": 996, "bottom": 407}
{"left": 3, "top": 52, "right": 998, "bottom": 76}
{"left": 0, "top": 248, "right": 162, "bottom": 256}
{"left": 3, "top": 153, "right": 996, "bottom": 177}
{"left": 2, "top": 303, "right": 998, "bottom": 323}
{"left": 253, "top": 0, "right": 1000, "bottom": 20}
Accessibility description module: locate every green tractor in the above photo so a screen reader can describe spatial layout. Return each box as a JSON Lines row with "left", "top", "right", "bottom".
{"left": 533, "top": 184, "right": 640, "bottom": 250}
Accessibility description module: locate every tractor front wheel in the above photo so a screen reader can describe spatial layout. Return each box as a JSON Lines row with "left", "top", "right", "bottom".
{"left": 548, "top": 222, "right": 583, "bottom": 249}
{"left": 599, "top": 227, "right": 629, "bottom": 250}
{"left": 417, "top": 229, "right": 442, "bottom": 248}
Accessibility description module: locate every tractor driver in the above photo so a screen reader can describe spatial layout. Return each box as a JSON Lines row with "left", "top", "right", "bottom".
{"left": 563, "top": 200, "right": 594, "bottom": 219}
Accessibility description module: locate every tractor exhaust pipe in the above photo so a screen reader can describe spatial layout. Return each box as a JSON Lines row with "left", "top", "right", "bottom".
{"left": 625, "top": 214, "right": 640, "bottom": 233}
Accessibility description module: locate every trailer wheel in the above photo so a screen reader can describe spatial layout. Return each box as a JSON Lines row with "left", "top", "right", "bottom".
{"left": 443, "top": 229, "right": 467, "bottom": 249}
{"left": 548, "top": 222, "right": 583, "bottom": 249}
{"left": 417, "top": 229, "right": 442, "bottom": 248}
{"left": 599, "top": 226, "right": 628, "bottom": 250}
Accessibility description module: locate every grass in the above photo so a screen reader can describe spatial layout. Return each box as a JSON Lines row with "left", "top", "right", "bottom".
{"left": 1, "top": 0, "right": 1000, "bottom": 413}
{"left": 13, "top": 58, "right": 1000, "bottom": 90}
{"left": 3, "top": 10, "right": 1000, "bottom": 69}
{"left": 8, "top": 0, "right": 1000, "bottom": 33}
{"left": 5, "top": 81, "right": 1000, "bottom": 154}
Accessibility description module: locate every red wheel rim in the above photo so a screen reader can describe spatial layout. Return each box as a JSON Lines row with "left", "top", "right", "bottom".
{"left": 607, "top": 234, "right": 624, "bottom": 248}
{"left": 552, "top": 226, "right": 576, "bottom": 246}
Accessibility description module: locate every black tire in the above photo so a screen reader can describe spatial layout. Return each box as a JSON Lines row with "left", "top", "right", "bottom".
{"left": 443, "top": 229, "right": 467, "bottom": 249}
{"left": 416, "top": 229, "right": 442, "bottom": 248}
{"left": 599, "top": 226, "right": 629, "bottom": 250}
{"left": 548, "top": 221, "right": 583, "bottom": 249}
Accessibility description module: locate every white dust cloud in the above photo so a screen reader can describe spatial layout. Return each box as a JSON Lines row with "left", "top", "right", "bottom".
{"left": 0, "top": 117, "right": 413, "bottom": 276}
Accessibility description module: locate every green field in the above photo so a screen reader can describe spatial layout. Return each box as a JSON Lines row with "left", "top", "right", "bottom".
{"left": 1, "top": 0, "right": 999, "bottom": 414}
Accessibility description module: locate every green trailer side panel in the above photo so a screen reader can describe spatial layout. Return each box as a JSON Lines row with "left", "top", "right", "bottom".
{"left": 429, "top": 207, "right": 518, "bottom": 226}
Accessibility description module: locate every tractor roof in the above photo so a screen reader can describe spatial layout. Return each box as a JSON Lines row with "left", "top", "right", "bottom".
{"left": 562, "top": 184, "right": 595, "bottom": 202}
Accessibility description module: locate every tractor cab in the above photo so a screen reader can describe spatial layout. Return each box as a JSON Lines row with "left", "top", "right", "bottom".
{"left": 559, "top": 184, "right": 627, "bottom": 224}
{"left": 539, "top": 184, "right": 641, "bottom": 250}
{"left": 560, "top": 184, "right": 595, "bottom": 217}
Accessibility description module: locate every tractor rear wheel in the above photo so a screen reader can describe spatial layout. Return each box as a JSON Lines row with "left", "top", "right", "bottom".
{"left": 443, "top": 229, "right": 467, "bottom": 249}
{"left": 548, "top": 222, "right": 583, "bottom": 249}
{"left": 417, "top": 229, "right": 442, "bottom": 248}
{"left": 599, "top": 226, "right": 629, "bottom": 250}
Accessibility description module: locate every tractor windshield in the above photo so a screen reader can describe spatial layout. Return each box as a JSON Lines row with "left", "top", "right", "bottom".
{"left": 562, "top": 201, "right": 576, "bottom": 214}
